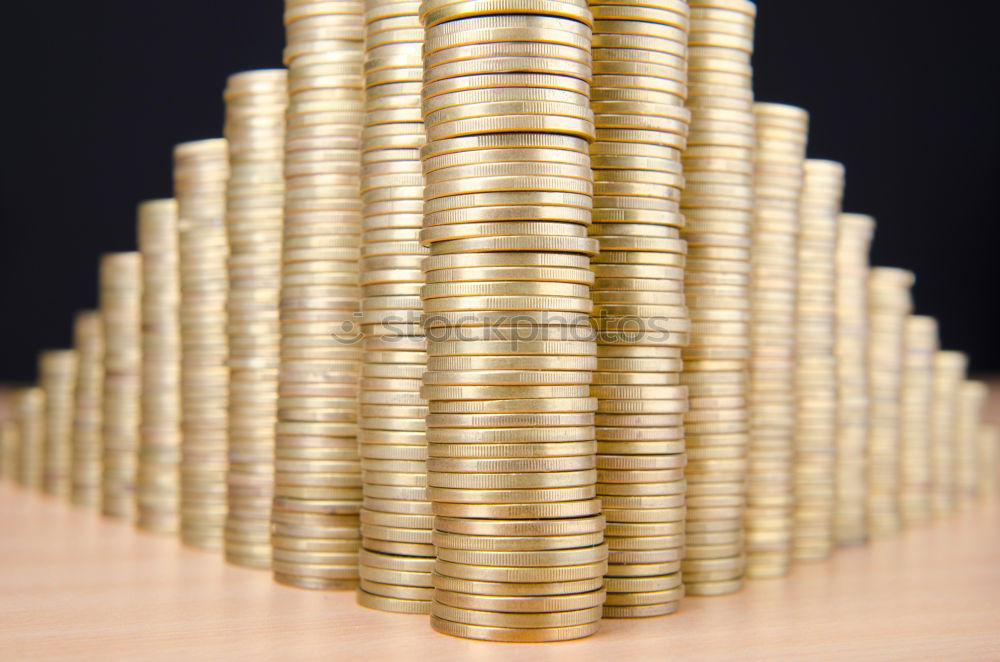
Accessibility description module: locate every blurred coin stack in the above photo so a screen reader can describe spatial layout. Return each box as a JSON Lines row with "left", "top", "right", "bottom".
{"left": 898, "top": 315, "right": 936, "bottom": 525}
{"left": 356, "top": 0, "right": 432, "bottom": 613}
{"left": 100, "top": 252, "right": 143, "bottom": 520}
{"left": 273, "top": 0, "right": 365, "bottom": 590}
{"left": 954, "top": 379, "right": 988, "bottom": 508}
{"left": 71, "top": 310, "right": 104, "bottom": 507}
{"left": 175, "top": 139, "right": 231, "bottom": 549}
{"left": 792, "top": 159, "right": 843, "bottom": 561}
{"left": 14, "top": 387, "right": 45, "bottom": 488}
{"left": 745, "top": 102, "right": 807, "bottom": 578}
{"left": 929, "top": 350, "right": 966, "bottom": 516}
{"left": 419, "top": 0, "right": 608, "bottom": 642}
{"left": 137, "top": 199, "right": 183, "bottom": 534}
{"left": 586, "top": 0, "right": 691, "bottom": 617}
{"left": 977, "top": 424, "right": 999, "bottom": 498}
{"left": 833, "top": 213, "right": 874, "bottom": 545}
{"left": 680, "top": 0, "right": 757, "bottom": 597}
{"left": 223, "top": 69, "right": 288, "bottom": 569}
{"left": 39, "top": 349, "right": 77, "bottom": 497}
{"left": 0, "top": 411, "right": 17, "bottom": 482}
{"left": 865, "top": 266, "right": 914, "bottom": 536}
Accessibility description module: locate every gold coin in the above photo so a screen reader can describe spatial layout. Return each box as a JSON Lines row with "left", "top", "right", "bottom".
{"left": 429, "top": 616, "right": 601, "bottom": 642}
{"left": 432, "top": 500, "right": 602, "bottom": 519}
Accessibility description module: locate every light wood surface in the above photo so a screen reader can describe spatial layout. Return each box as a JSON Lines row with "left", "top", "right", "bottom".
{"left": 0, "top": 479, "right": 997, "bottom": 661}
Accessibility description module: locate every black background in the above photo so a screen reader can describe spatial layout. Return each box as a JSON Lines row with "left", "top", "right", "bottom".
{"left": 1, "top": 1, "right": 998, "bottom": 382}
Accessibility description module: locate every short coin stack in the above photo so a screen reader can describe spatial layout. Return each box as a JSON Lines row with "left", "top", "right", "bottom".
{"left": 745, "top": 102, "right": 807, "bottom": 578}
{"left": 174, "top": 139, "right": 231, "bottom": 550}
{"left": 681, "top": 0, "right": 757, "bottom": 597}
{"left": 39, "top": 349, "right": 77, "bottom": 498}
{"left": 977, "top": 424, "right": 999, "bottom": 498}
{"left": 899, "top": 315, "right": 937, "bottom": 525}
{"left": 356, "top": 0, "right": 433, "bottom": 613}
{"left": 955, "top": 380, "right": 988, "bottom": 508}
{"left": 71, "top": 310, "right": 104, "bottom": 507}
{"left": 273, "top": 0, "right": 366, "bottom": 590}
{"left": 866, "top": 266, "right": 914, "bottom": 536}
{"left": 137, "top": 199, "right": 183, "bottom": 534}
{"left": 792, "top": 159, "right": 843, "bottom": 561}
{"left": 223, "top": 69, "right": 288, "bottom": 569}
{"left": 419, "top": 0, "right": 608, "bottom": 642}
{"left": 0, "top": 414, "right": 16, "bottom": 482}
{"left": 586, "top": 0, "right": 691, "bottom": 617}
{"left": 929, "top": 350, "right": 966, "bottom": 516}
{"left": 14, "top": 387, "right": 45, "bottom": 489}
{"left": 833, "top": 213, "right": 874, "bottom": 545}
{"left": 100, "top": 252, "right": 143, "bottom": 521}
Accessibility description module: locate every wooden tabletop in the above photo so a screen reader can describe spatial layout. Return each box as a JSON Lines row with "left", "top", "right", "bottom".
{"left": 2, "top": 479, "right": 998, "bottom": 661}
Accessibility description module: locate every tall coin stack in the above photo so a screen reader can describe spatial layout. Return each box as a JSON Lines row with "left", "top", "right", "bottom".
{"left": 929, "top": 350, "right": 966, "bottom": 516}
{"left": 175, "top": 139, "right": 231, "bottom": 549}
{"left": 955, "top": 380, "right": 988, "bottom": 507}
{"left": 792, "top": 159, "right": 843, "bottom": 561}
{"left": 137, "top": 199, "right": 183, "bottom": 534}
{"left": 586, "top": 0, "right": 691, "bottom": 617}
{"left": 356, "top": 0, "right": 433, "bottom": 613}
{"left": 977, "top": 424, "right": 999, "bottom": 498}
{"left": 39, "top": 349, "right": 77, "bottom": 497}
{"left": 100, "top": 252, "right": 143, "bottom": 520}
{"left": 898, "top": 315, "right": 937, "bottom": 525}
{"left": 745, "top": 102, "right": 807, "bottom": 578}
{"left": 0, "top": 412, "right": 17, "bottom": 482}
{"left": 865, "top": 266, "right": 914, "bottom": 536}
{"left": 223, "top": 69, "right": 288, "bottom": 569}
{"left": 274, "top": 0, "right": 366, "bottom": 590}
{"left": 71, "top": 310, "right": 104, "bottom": 507}
{"left": 833, "top": 213, "right": 874, "bottom": 545}
{"left": 15, "top": 387, "right": 45, "bottom": 489}
{"left": 680, "top": 0, "right": 757, "bottom": 597}
{"left": 419, "top": 1, "right": 608, "bottom": 642}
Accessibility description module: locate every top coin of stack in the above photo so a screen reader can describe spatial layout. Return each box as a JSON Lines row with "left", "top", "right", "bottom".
{"left": 929, "top": 350, "right": 966, "bottom": 516}
{"left": 39, "top": 349, "right": 77, "bottom": 498}
{"left": 680, "top": 0, "right": 757, "bottom": 597}
{"left": 585, "top": 0, "right": 691, "bottom": 617}
{"left": 100, "top": 252, "right": 143, "bottom": 521}
{"left": 792, "top": 159, "right": 843, "bottom": 561}
{"left": 71, "top": 310, "right": 104, "bottom": 507}
{"left": 274, "top": 0, "right": 366, "bottom": 591}
{"left": 866, "top": 266, "right": 914, "bottom": 537}
{"left": 223, "top": 69, "right": 288, "bottom": 570}
{"left": 355, "top": 0, "right": 434, "bottom": 614}
{"left": 137, "top": 199, "right": 183, "bottom": 535}
{"left": 954, "top": 379, "right": 988, "bottom": 508}
{"left": 419, "top": 0, "right": 608, "bottom": 642}
{"left": 833, "top": 213, "right": 874, "bottom": 545}
{"left": 745, "top": 102, "right": 807, "bottom": 579}
{"left": 898, "top": 315, "right": 937, "bottom": 525}
{"left": 174, "top": 139, "right": 231, "bottom": 550}
{"left": 14, "top": 386, "right": 45, "bottom": 489}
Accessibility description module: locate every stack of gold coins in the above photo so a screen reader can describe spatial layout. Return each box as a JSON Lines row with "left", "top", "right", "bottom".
{"left": 137, "top": 199, "right": 183, "bottom": 534}
{"left": 274, "top": 0, "right": 365, "bottom": 590}
{"left": 14, "top": 386, "right": 45, "bottom": 488}
{"left": 745, "top": 102, "right": 807, "bottom": 579}
{"left": 71, "top": 310, "right": 104, "bottom": 507}
{"left": 680, "top": 0, "right": 757, "bottom": 598}
{"left": 175, "top": 139, "right": 230, "bottom": 549}
{"left": 954, "top": 379, "right": 988, "bottom": 508}
{"left": 833, "top": 213, "right": 874, "bottom": 545}
{"left": 356, "top": 0, "right": 432, "bottom": 613}
{"left": 223, "top": 69, "right": 288, "bottom": 569}
{"left": 100, "top": 252, "right": 143, "bottom": 520}
{"left": 866, "top": 266, "right": 914, "bottom": 536}
{"left": 977, "top": 423, "right": 999, "bottom": 498}
{"left": 419, "top": 1, "right": 607, "bottom": 642}
{"left": 899, "top": 315, "right": 937, "bottom": 525}
{"left": 0, "top": 414, "right": 17, "bottom": 482}
{"left": 792, "top": 159, "right": 843, "bottom": 561}
{"left": 586, "top": 0, "right": 691, "bottom": 617}
{"left": 929, "top": 350, "right": 966, "bottom": 516}
{"left": 39, "top": 349, "right": 77, "bottom": 497}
